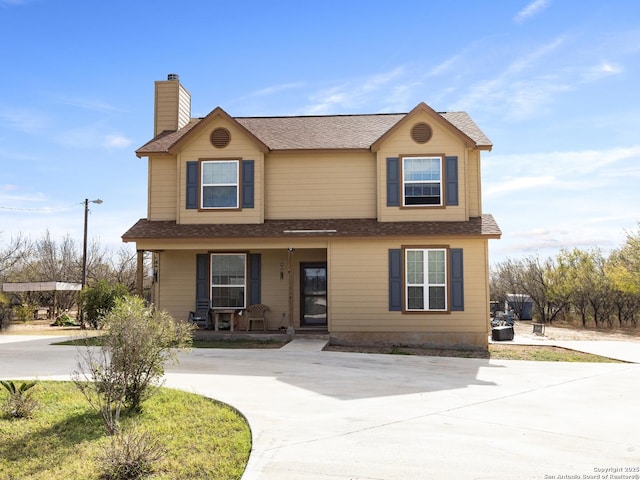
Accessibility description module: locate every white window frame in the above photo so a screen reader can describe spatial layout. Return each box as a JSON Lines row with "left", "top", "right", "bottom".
{"left": 402, "top": 156, "right": 443, "bottom": 207}
{"left": 210, "top": 253, "right": 247, "bottom": 309}
{"left": 405, "top": 248, "right": 448, "bottom": 311}
{"left": 201, "top": 160, "right": 239, "bottom": 209}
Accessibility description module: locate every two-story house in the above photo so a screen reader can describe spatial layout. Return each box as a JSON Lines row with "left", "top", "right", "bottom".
{"left": 122, "top": 74, "right": 501, "bottom": 349}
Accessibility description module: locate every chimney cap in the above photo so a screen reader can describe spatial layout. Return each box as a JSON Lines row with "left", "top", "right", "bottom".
{"left": 167, "top": 73, "right": 179, "bottom": 81}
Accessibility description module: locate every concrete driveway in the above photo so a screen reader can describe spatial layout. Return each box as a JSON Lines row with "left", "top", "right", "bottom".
{"left": 1, "top": 335, "right": 639, "bottom": 479}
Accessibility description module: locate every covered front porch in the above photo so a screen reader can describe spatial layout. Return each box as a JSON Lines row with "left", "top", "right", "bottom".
{"left": 139, "top": 243, "right": 330, "bottom": 334}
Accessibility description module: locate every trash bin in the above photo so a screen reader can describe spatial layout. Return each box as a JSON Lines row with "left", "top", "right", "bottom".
{"left": 491, "top": 325, "right": 514, "bottom": 341}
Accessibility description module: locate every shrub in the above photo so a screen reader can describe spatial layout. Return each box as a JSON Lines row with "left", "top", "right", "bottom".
{"left": 51, "top": 313, "right": 77, "bottom": 327}
{"left": 102, "top": 297, "right": 195, "bottom": 411}
{"left": 74, "top": 347, "right": 128, "bottom": 435}
{"left": 74, "top": 296, "right": 195, "bottom": 434}
{"left": 0, "top": 293, "right": 11, "bottom": 330}
{"left": 81, "top": 280, "right": 129, "bottom": 328}
{"left": 1, "top": 380, "right": 38, "bottom": 419}
{"left": 98, "top": 424, "right": 165, "bottom": 480}
{"left": 15, "top": 302, "right": 36, "bottom": 323}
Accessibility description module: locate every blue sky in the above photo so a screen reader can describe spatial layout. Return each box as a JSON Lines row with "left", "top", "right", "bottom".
{"left": 1, "top": 0, "right": 639, "bottom": 264}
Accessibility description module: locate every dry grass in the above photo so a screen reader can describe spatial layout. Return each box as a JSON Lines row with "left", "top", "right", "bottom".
{"left": 323, "top": 343, "right": 623, "bottom": 362}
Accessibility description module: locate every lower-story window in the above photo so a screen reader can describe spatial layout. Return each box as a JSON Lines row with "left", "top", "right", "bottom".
{"left": 405, "top": 248, "right": 447, "bottom": 311}
{"left": 211, "top": 253, "right": 246, "bottom": 308}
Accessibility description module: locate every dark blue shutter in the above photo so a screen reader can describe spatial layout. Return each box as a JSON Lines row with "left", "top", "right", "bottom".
{"left": 249, "top": 253, "right": 261, "bottom": 305}
{"left": 242, "top": 160, "right": 254, "bottom": 209}
{"left": 450, "top": 248, "right": 464, "bottom": 311}
{"left": 186, "top": 161, "right": 198, "bottom": 209}
{"left": 386, "top": 157, "right": 400, "bottom": 207}
{"left": 445, "top": 156, "right": 458, "bottom": 206}
{"left": 196, "top": 254, "right": 209, "bottom": 307}
{"left": 389, "top": 249, "right": 402, "bottom": 311}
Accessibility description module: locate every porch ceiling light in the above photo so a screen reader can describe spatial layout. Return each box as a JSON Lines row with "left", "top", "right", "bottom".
{"left": 283, "top": 229, "right": 337, "bottom": 234}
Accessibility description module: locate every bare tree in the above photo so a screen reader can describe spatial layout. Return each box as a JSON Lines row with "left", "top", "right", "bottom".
{"left": 491, "top": 255, "right": 569, "bottom": 324}
{"left": 0, "top": 233, "right": 29, "bottom": 281}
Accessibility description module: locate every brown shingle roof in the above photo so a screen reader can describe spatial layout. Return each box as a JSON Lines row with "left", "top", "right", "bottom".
{"left": 122, "top": 215, "right": 501, "bottom": 241}
{"left": 136, "top": 110, "right": 492, "bottom": 156}
{"left": 235, "top": 114, "right": 405, "bottom": 150}
{"left": 441, "top": 112, "right": 493, "bottom": 147}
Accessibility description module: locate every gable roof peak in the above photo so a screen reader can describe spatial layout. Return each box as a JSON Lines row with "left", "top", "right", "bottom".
{"left": 370, "top": 102, "right": 492, "bottom": 151}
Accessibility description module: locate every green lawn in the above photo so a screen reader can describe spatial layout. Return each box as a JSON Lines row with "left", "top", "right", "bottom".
{"left": 0, "top": 382, "right": 251, "bottom": 479}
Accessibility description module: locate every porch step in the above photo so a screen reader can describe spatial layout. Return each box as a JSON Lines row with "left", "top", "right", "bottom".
{"left": 280, "top": 337, "right": 329, "bottom": 352}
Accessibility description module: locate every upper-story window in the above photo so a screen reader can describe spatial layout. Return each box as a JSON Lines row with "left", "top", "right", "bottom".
{"left": 402, "top": 156, "right": 443, "bottom": 206}
{"left": 201, "top": 160, "right": 239, "bottom": 209}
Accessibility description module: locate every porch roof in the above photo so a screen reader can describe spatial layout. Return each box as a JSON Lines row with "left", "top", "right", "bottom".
{"left": 122, "top": 215, "right": 501, "bottom": 241}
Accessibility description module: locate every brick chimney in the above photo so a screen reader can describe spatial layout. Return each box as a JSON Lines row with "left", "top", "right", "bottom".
{"left": 154, "top": 73, "right": 191, "bottom": 136}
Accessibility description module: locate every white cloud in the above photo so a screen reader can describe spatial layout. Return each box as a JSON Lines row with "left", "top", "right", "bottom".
{"left": 486, "top": 145, "right": 640, "bottom": 263}
{"left": 514, "top": 0, "right": 550, "bottom": 24}
{"left": 428, "top": 54, "right": 462, "bottom": 77}
{"left": 485, "top": 146, "right": 640, "bottom": 194}
{"left": 449, "top": 36, "right": 569, "bottom": 119}
{"left": 54, "top": 95, "right": 120, "bottom": 112}
{"left": 56, "top": 123, "right": 131, "bottom": 149}
{"left": 303, "top": 67, "right": 408, "bottom": 114}
{"left": 248, "top": 82, "right": 306, "bottom": 98}
{"left": 484, "top": 175, "right": 556, "bottom": 197}
{"left": 103, "top": 134, "right": 132, "bottom": 148}
{"left": 0, "top": 106, "right": 48, "bottom": 133}
{"left": 581, "top": 61, "right": 623, "bottom": 82}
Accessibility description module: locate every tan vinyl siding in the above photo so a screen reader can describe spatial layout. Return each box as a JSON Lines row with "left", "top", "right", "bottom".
{"left": 147, "top": 236, "right": 489, "bottom": 340}
{"left": 154, "top": 80, "right": 191, "bottom": 136}
{"left": 376, "top": 112, "right": 468, "bottom": 222}
{"left": 148, "top": 156, "right": 177, "bottom": 221}
{"left": 177, "top": 84, "right": 191, "bottom": 130}
{"left": 154, "top": 247, "right": 328, "bottom": 330}
{"left": 265, "top": 151, "right": 376, "bottom": 219}
{"left": 259, "top": 248, "right": 327, "bottom": 329}
{"left": 177, "top": 117, "right": 264, "bottom": 224}
{"left": 155, "top": 250, "right": 196, "bottom": 322}
{"left": 468, "top": 150, "right": 481, "bottom": 217}
{"left": 328, "top": 238, "right": 489, "bottom": 334}
{"left": 154, "top": 81, "right": 179, "bottom": 135}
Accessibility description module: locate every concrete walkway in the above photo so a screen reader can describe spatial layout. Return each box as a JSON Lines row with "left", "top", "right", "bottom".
{"left": 1, "top": 334, "right": 639, "bottom": 479}
{"left": 278, "top": 337, "right": 329, "bottom": 351}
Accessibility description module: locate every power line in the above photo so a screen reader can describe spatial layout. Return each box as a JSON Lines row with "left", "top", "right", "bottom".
{"left": 0, "top": 204, "right": 79, "bottom": 213}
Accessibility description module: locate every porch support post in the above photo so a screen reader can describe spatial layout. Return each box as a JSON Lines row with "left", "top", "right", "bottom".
{"left": 136, "top": 250, "right": 144, "bottom": 296}
{"left": 287, "top": 248, "right": 295, "bottom": 332}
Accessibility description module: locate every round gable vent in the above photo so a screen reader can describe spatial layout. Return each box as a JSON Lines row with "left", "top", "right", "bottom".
{"left": 411, "top": 122, "right": 432, "bottom": 144}
{"left": 210, "top": 127, "right": 231, "bottom": 148}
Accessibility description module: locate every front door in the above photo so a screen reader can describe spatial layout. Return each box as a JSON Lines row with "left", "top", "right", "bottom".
{"left": 300, "top": 263, "right": 327, "bottom": 327}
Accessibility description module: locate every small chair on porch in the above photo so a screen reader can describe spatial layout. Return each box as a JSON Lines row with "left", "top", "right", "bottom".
{"left": 245, "top": 304, "right": 268, "bottom": 331}
{"left": 188, "top": 300, "right": 211, "bottom": 328}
